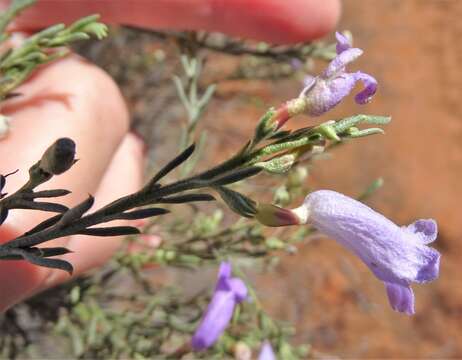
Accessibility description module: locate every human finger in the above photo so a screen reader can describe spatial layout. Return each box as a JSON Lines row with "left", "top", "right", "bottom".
{"left": 6, "top": 0, "right": 341, "bottom": 43}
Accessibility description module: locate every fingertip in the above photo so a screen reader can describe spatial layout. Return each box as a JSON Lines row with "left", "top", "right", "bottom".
{"left": 292, "top": 0, "right": 342, "bottom": 42}
{"left": 206, "top": 0, "right": 342, "bottom": 44}
{"left": 9, "top": 0, "right": 341, "bottom": 44}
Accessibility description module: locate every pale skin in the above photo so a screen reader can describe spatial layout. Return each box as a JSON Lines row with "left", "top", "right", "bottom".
{"left": 0, "top": 0, "right": 340, "bottom": 311}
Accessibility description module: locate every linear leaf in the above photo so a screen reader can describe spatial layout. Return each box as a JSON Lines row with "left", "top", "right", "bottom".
{"left": 13, "top": 200, "right": 69, "bottom": 213}
{"left": 58, "top": 195, "right": 94, "bottom": 226}
{"left": 24, "top": 189, "right": 71, "bottom": 199}
{"left": 117, "top": 208, "right": 169, "bottom": 220}
{"left": 9, "top": 248, "right": 73, "bottom": 274}
{"left": 5, "top": 247, "right": 73, "bottom": 259}
{"left": 23, "top": 213, "right": 63, "bottom": 236}
{"left": 210, "top": 166, "right": 262, "bottom": 186}
{"left": 147, "top": 144, "right": 195, "bottom": 186}
{"left": 158, "top": 193, "right": 215, "bottom": 204}
{"left": 37, "top": 247, "right": 73, "bottom": 257}
{"left": 333, "top": 114, "right": 391, "bottom": 133}
{"left": 79, "top": 226, "right": 140, "bottom": 237}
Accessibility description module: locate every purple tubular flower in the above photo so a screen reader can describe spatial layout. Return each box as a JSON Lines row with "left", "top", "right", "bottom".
{"left": 385, "top": 282, "right": 415, "bottom": 314}
{"left": 191, "top": 262, "right": 248, "bottom": 351}
{"left": 258, "top": 341, "right": 277, "bottom": 360}
{"left": 295, "top": 190, "right": 440, "bottom": 315}
{"left": 301, "top": 32, "right": 377, "bottom": 116}
{"left": 335, "top": 31, "right": 351, "bottom": 54}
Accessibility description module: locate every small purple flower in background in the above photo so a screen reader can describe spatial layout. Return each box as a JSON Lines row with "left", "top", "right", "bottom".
{"left": 291, "top": 190, "right": 440, "bottom": 315}
{"left": 191, "top": 262, "right": 247, "bottom": 351}
{"left": 258, "top": 340, "right": 277, "bottom": 360}
{"left": 300, "top": 32, "right": 378, "bottom": 116}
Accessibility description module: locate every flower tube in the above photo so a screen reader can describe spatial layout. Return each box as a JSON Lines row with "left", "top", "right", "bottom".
{"left": 192, "top": 262, "right": 248, "bottom": 350}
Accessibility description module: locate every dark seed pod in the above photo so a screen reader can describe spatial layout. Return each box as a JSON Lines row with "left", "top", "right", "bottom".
{"left": 40, "top": 138, "right": 76, "bottom": 175}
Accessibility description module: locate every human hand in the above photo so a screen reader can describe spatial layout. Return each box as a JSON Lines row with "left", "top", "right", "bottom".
{"left": 0, "top": 0, "right": 340, "bottom": 312}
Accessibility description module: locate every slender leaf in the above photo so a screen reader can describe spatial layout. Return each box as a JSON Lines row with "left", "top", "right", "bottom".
{"left": 79, "top": 226, "right": 140, "bottom": 237}
{"left": 13, "top": 199, "right": 69, "bottom": 213}
{"left": 268, "top": 130, "right": 292, "bottom": 140}
{"left": 147, "top": 144, "right": 196, "bottom": 186}
{"left": 333, "top": 114, "right": 391, "bottom": 133}
{"left": 58, "top": 195, "right": 94, "bottom": 226}
{"left": 117, "top": 208, "right": 169, "bottom": 220}
{"left": 37, "top": 247, "right": 73, "bottom": 257}
{"left": 9, "top": 248, "right": 73, "bottom": 274}
{"left": 3, "top": 247, "right": 74, "bottom": 259}
{"left": 23, "top": 213, "right": 63, "bottom": 235}
{"left": 158, "top": 193, "right": 215, "bottom": 204}
{"left": 210, "top": 166, "right": 262, "bottom": 186}
{"left": 23, "top": 189, "right": 71, "bottom": 199}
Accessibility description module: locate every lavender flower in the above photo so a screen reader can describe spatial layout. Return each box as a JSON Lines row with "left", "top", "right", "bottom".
{"left": 272, "top": 32, "right": 378, "bottom": 130}
{"left": 292, "top": 190, "right": 440, "bottom": 315}
{"left": 300, "top": 32, "right": 378, "bottom": 116}
{"left": 191, "top": 262, "right": 247, "bottom": 351}
{"left": 258, "top": 340, "right": 277, "bottom": 360}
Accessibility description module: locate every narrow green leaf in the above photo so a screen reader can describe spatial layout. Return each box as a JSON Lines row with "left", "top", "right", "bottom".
{"left": 117, "top": 208, "right": 169, "bottom": 220}
{"left": 0, "top": 0, "right": 35, "bottom": 35}
{"left": 9, "top": 248, "right": 73, "bottom": 274}
{"left": 158, "top": 193, "right": 215, "bottom": 204}
{"left": 147, "top": 144, "right": 195, "bottom": 186}
{"left": 346, "top": 127, "right": 385, "bottom": 138}
{"left": 23, "top": 213, "right": 62, "bottom": 236}
{"left": 13, "top": 199, "right": 69, "bottom": 213}
{"left": 37, "top": 247, "right": 73, "bottom": 257}
{"left": 210, "top": 166, "right": 262, "bottom": 186}
{"left": 24, "top": 189, "right": 71, "bottom": 199}
{"left": 333, "top": 114, "right": 391, "bottom": 133}
{"left": 58, "top": 195, "right": 94, "bottom": 226}
{"left": 79, "top": 226, "right": 140, "bottom": 237}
